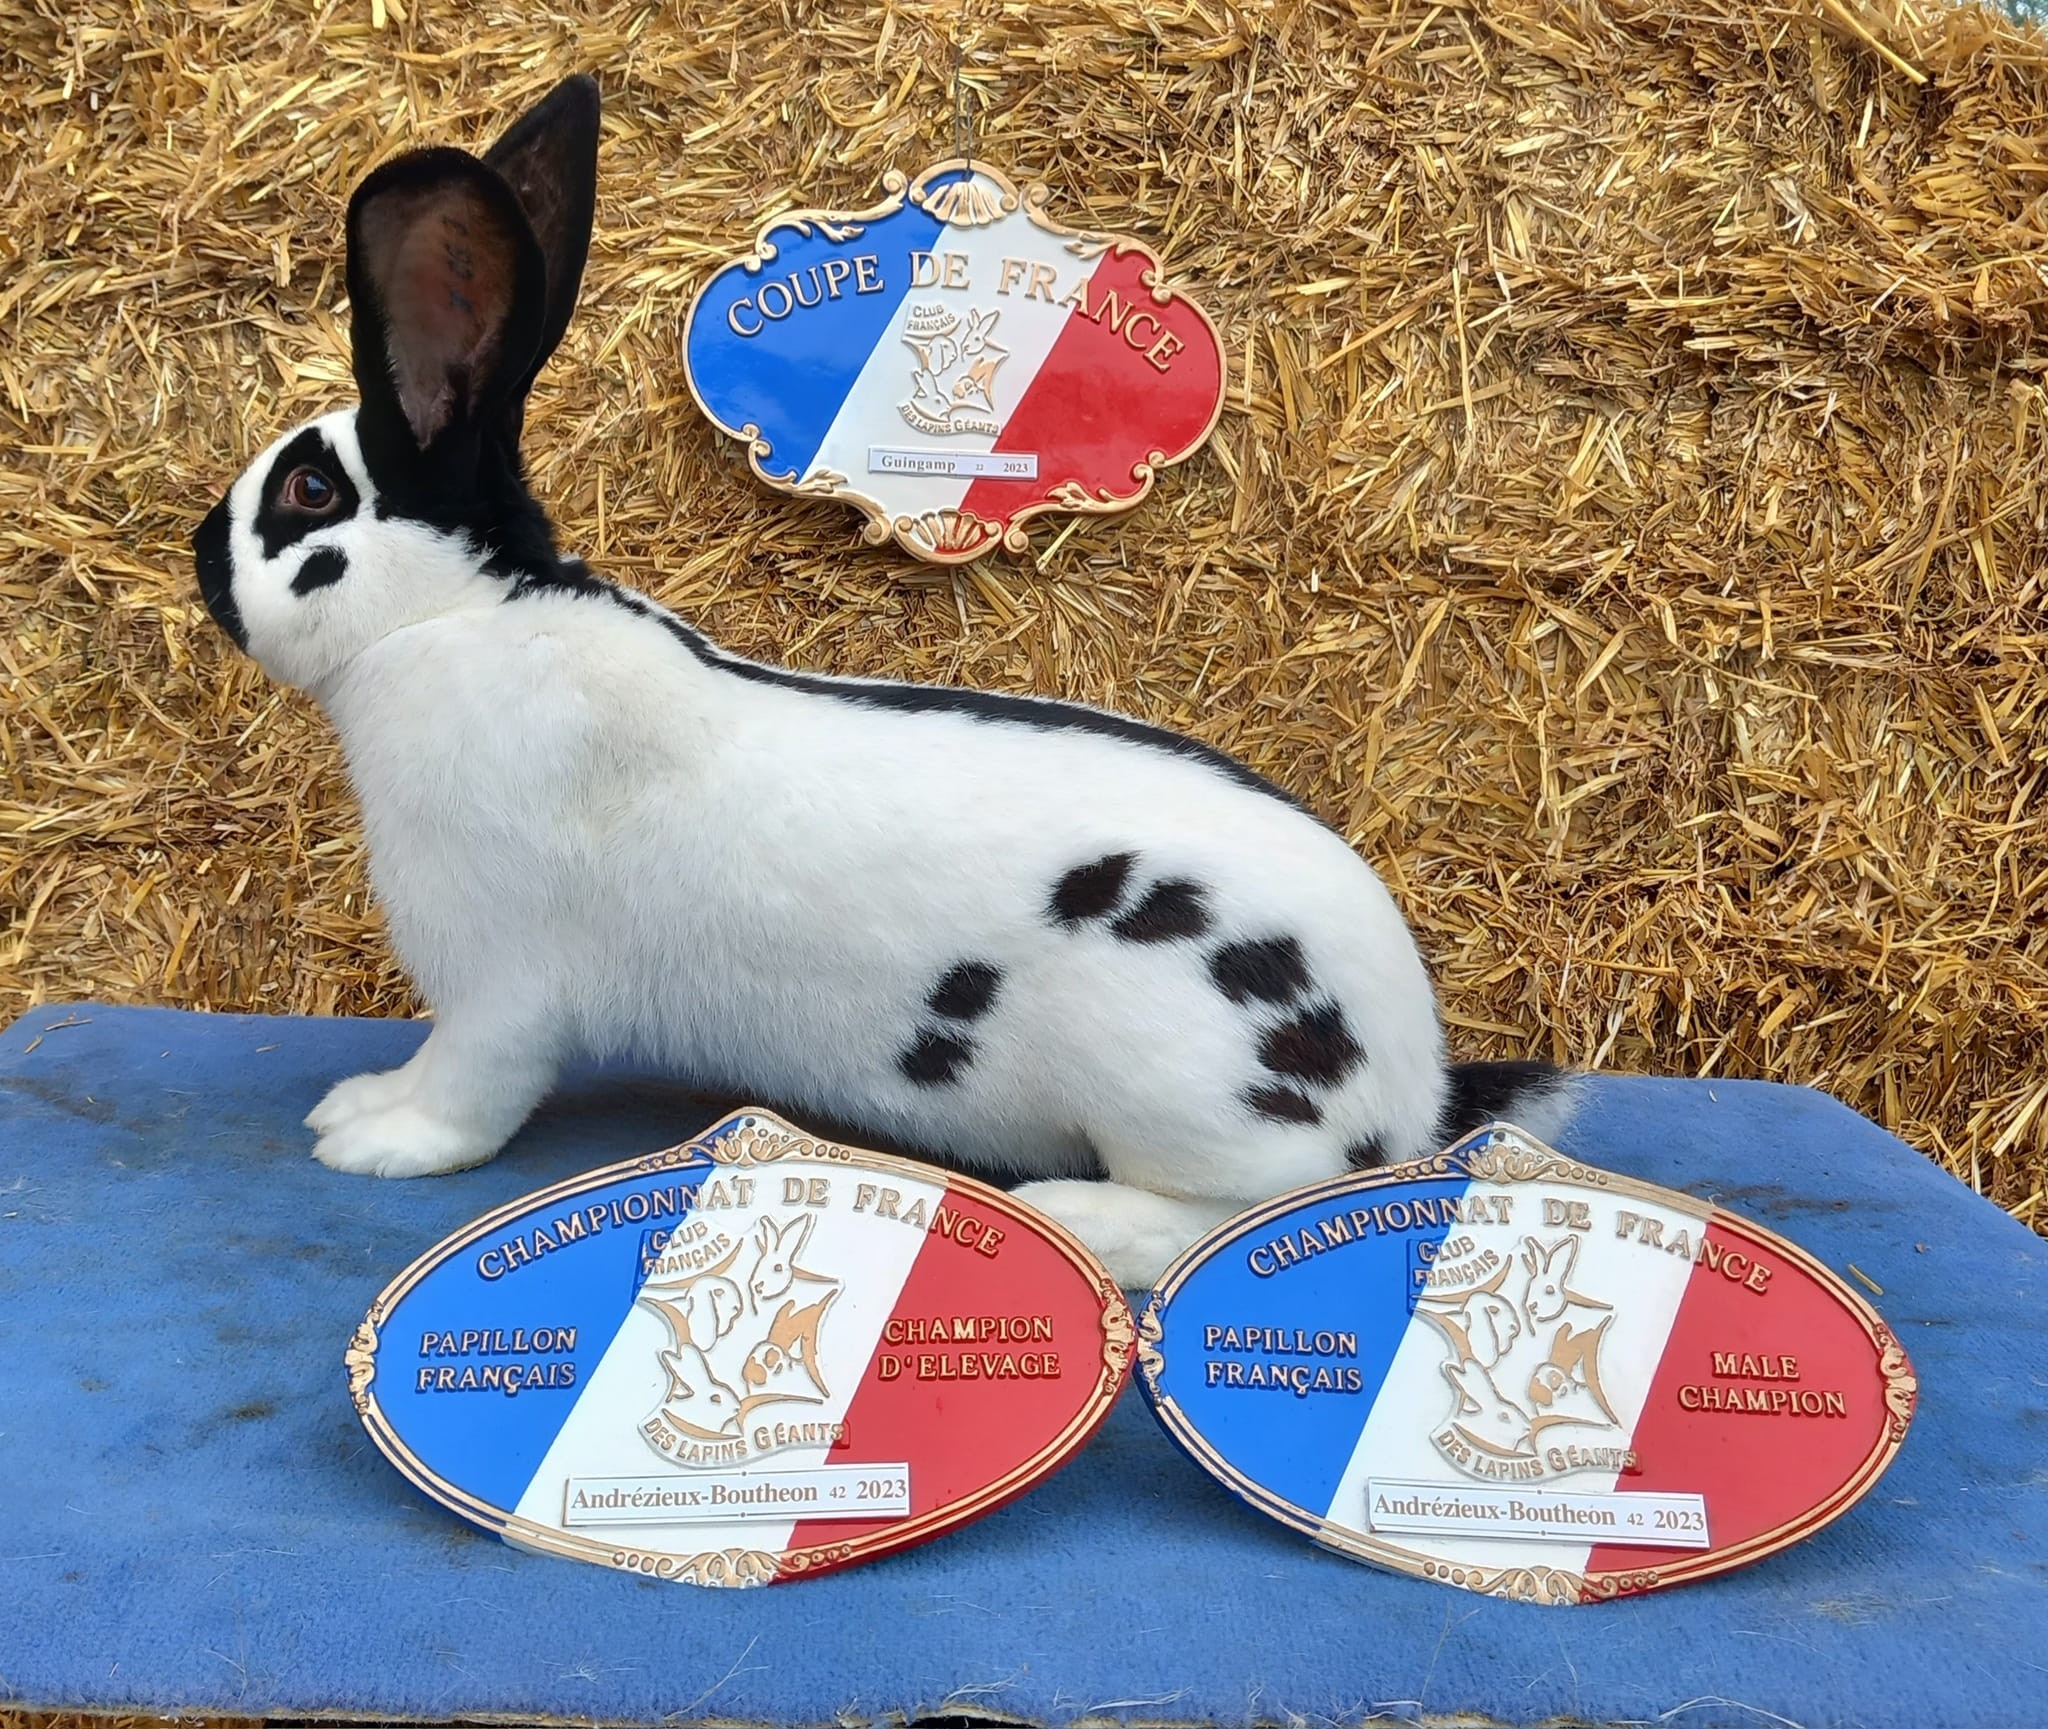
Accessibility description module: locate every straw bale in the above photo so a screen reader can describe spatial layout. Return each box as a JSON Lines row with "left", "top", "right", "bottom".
{"left": 0, "top": 1718, "right": 250, "bottom": 1729}
{"left": 2, "top": 0, "right": 2045, "bottom": 1236}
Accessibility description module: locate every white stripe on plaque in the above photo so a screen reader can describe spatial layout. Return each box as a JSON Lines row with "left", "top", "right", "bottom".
{"left": 1321, "top": 1177, "right": 1712, "bottom": 1579}
{"left": 512, "top": 1160, "right": 949, "bottom": 1560}
{"left": 801, "top": 183, "right": 1082, "bottom": 512}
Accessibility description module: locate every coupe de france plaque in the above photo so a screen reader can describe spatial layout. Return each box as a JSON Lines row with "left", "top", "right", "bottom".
{"left": 347, "top": 1110, "right": 1134, "bottom": 1585}
{"left": 1136, "top": 1124, "right": 1918, "bottom": 1605}
{"left": 682, "top": 160, "right": 1226, "bottom": 563}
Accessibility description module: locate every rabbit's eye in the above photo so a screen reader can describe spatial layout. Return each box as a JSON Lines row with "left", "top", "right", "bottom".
{"left": 283, "top": 466, "right": 338, "bottom": 512}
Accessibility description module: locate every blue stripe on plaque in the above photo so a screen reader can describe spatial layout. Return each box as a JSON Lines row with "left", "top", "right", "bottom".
{"left": 375, "top": 1159, "right": 715, "bottom": 1516}
{"left": 684, "top": 191, "right": 951, "bottom": 482}
{"left": 1151, "top": 1174, "right": 1470, "bottom": 1520}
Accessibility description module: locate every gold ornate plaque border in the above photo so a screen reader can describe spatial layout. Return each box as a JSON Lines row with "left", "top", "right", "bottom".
{"left": 680, "top": 160, "right": 1228, "bottom": 565}
{"left": 350, "top": 1107, "right": 1134, "bottom": 1586}
{"left": 1138, "top": 1120, "right": 1919, "bottom": 1606}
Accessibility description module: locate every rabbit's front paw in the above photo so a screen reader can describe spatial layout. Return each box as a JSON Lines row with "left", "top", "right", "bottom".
{"left": 306, "top": 1066, "right": 415, "bottom": 1134}
{"left": 313, "top": 1102, "right": 500, "bottom": 1179}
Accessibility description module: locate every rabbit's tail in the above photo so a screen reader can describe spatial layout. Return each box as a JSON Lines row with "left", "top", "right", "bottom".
{"left": 1437, "top": 1060, "right": 1581, "bottom": 1148}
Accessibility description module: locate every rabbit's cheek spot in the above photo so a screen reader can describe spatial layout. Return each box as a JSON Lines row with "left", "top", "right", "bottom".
{"left": 291, "top": 549, "right": 350, "bottom": 595}
{"left": 1109, "top": 878, "right": 1212, "bottom": 944}
{"left": 1258, "top": 1002, "right": 1364, "bottom": 1086}
{"left": 1346, "top": 1136, "right": 1389, "bottom": 1168}
{"left": 1048, "top": 852, "right": 1137, "bottom": 925}
{"left": 1244, "top": 1083, "right": 1322, "bottom": 1127}
{"left": 927, "top": 960, "right": 1003, "bottom": 1020}
{"left": 1208, "top": 935, "right": 1312, "bottom": 1005}
{"left": 899, "top": 1028, "right": 975, "bottom": 1087}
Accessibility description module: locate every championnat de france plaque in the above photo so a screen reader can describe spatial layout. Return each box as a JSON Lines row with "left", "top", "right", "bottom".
{"left": 1136, "top": 1123, "right": 1917, "bottom": 1605}
{"left": 347, "top": 1110, "right": 1134, "bottom": 1585}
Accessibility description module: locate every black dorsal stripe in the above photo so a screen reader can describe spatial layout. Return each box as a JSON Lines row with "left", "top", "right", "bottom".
{"left": 255, "top": 427, "right": 361, "bottom": 560}
{"left": 577, "top": 583, "right": 1310, "bottom": 816}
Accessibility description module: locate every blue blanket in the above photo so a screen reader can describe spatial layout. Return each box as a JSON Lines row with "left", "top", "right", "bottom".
{"left": 1, "top": 1003, "right": 2042, "bottom": 1727}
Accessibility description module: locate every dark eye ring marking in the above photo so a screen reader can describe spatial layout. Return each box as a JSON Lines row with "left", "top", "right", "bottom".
{"left": 282, "top": 466, "right": 340, "bottom": 513}
{"left": 256, "top": 429, "right": 360, "bottom": 559}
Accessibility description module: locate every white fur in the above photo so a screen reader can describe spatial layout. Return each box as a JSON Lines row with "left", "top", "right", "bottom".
{"left": 214, "top": 411, "right": 1572, "bottom": 1286}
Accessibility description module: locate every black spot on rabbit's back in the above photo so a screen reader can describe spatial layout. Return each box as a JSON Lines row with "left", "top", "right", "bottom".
{"left": 928, "top": 961, "right": 1003, "bottom": 1021}
{"left": 899, "top": 1029, "right": 975, "bottom": 1087}
{"left": 1245, "top": 1083, "right": 1322, "bottom": 1126}
{"left": 1110, "top": 879, "right": 1211, "bottom": 944}
{"left": 1049, "top": 853, "right": 1135, "bottom": 925}
{"left": 1259, "top": 1003, "right": 1364, "bottom": 1086}
{"left": 1346, "top": 1137, "right": 1388, "bottom": 1168}
{"left": 1208, "top": 935, "right": 1310, "bottom": 1003}
{"left": 291, "top": 548, "right": 349, "bottom": 595}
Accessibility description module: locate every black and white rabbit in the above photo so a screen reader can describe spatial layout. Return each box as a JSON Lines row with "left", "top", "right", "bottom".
{"left": 191, "top": 77, "right": 1576, "bottom": 1287}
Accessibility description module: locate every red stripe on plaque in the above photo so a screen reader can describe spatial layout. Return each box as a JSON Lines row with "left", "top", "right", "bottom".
{"left": 784, "top": 1183, "right": 1112, "bottom": 1554}
{"left": 1582, "top": 1216, "right": 1898, "bottom": 1587}
{"left": 958, "top": 245, "right": 1224, "bottom": 522}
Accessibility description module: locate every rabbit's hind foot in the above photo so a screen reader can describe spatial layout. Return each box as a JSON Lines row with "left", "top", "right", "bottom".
{"left": 1008, "top": 1179, "right": 1247, "bottom": 1292}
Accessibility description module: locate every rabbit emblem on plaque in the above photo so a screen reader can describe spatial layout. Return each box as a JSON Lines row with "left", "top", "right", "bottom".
{"left": 638, "top": 1212, "right": 842, "bottom": 1460}
{"left": 899, "top": 304, "right": 1009, "bottom": 436}
{"left": 1417, "top": 1234, "right": 1624, "bottom": 1472}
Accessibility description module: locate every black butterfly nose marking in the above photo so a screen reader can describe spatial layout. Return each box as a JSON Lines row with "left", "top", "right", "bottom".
{"left": 193, "top": 498, "right": 248, "bottom": 651}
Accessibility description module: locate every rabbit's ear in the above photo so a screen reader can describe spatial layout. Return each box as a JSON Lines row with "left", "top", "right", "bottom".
{"left": 1544, "top": 1237, "right": 1577, "bottom": 1276}
{"left": 1519, "top": 1238, "right": 1540, "bottom": 1274}
{"left": 661, "top": 1349, "right": 695, "bottom": 1396}
{"left": 346, "top": 146, "right": 548, "bottom": 456}
{"left": 483, "top": 75, "right": 601, "bottom": 419}
{"left": 785, "top": 1213, "right": 815, "bottom": 1257}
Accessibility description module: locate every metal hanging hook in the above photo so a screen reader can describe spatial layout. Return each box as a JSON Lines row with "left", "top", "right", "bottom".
{"left": 950, "top": 33, "right": 970, "bottom": 177}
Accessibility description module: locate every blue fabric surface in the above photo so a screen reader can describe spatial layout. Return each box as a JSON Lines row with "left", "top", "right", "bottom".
{"left": 0, "top": 1002, "right": 2042, "bottom": 1728}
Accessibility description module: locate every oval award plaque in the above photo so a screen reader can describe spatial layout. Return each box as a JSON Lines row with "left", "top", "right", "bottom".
{"left": 348, "top": 1110, "right": 1133, "bottom": 1585}
{"left": 1136, "top": 1123, "right": 1917, "bottom": 1604}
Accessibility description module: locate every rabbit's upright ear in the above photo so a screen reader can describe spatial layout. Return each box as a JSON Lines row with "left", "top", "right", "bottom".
{"left": 483, "top": 75, "right": 601, "bottom": 412}
{"left": 347, "top": 146, "right": 548, "bottom": 456}
{"left": 660, "top": 1349, "right": 696, "bottom": 1396}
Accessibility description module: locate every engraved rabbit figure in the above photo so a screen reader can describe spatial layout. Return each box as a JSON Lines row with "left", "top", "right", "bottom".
{"left": 1438, "top": 1235, "right": 1615, "bottom": 1456}
{"left": 903, "top": 318, "right": 963, "bottom": 424}
{"left": 746, "top": 1212, "right": 815, "bottom": 1310}
{"left": 655, "top": 1337, "right": 744, "bottom": 1440}
{"left": 1440, "top": 1357, "right": 1533, "bottom": 1453}
{"left": 947, "top": 308, "right": 1005, "bottom": 415}
{"left": 672, "top": 1274, "right": 745, "bottom": 1350}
